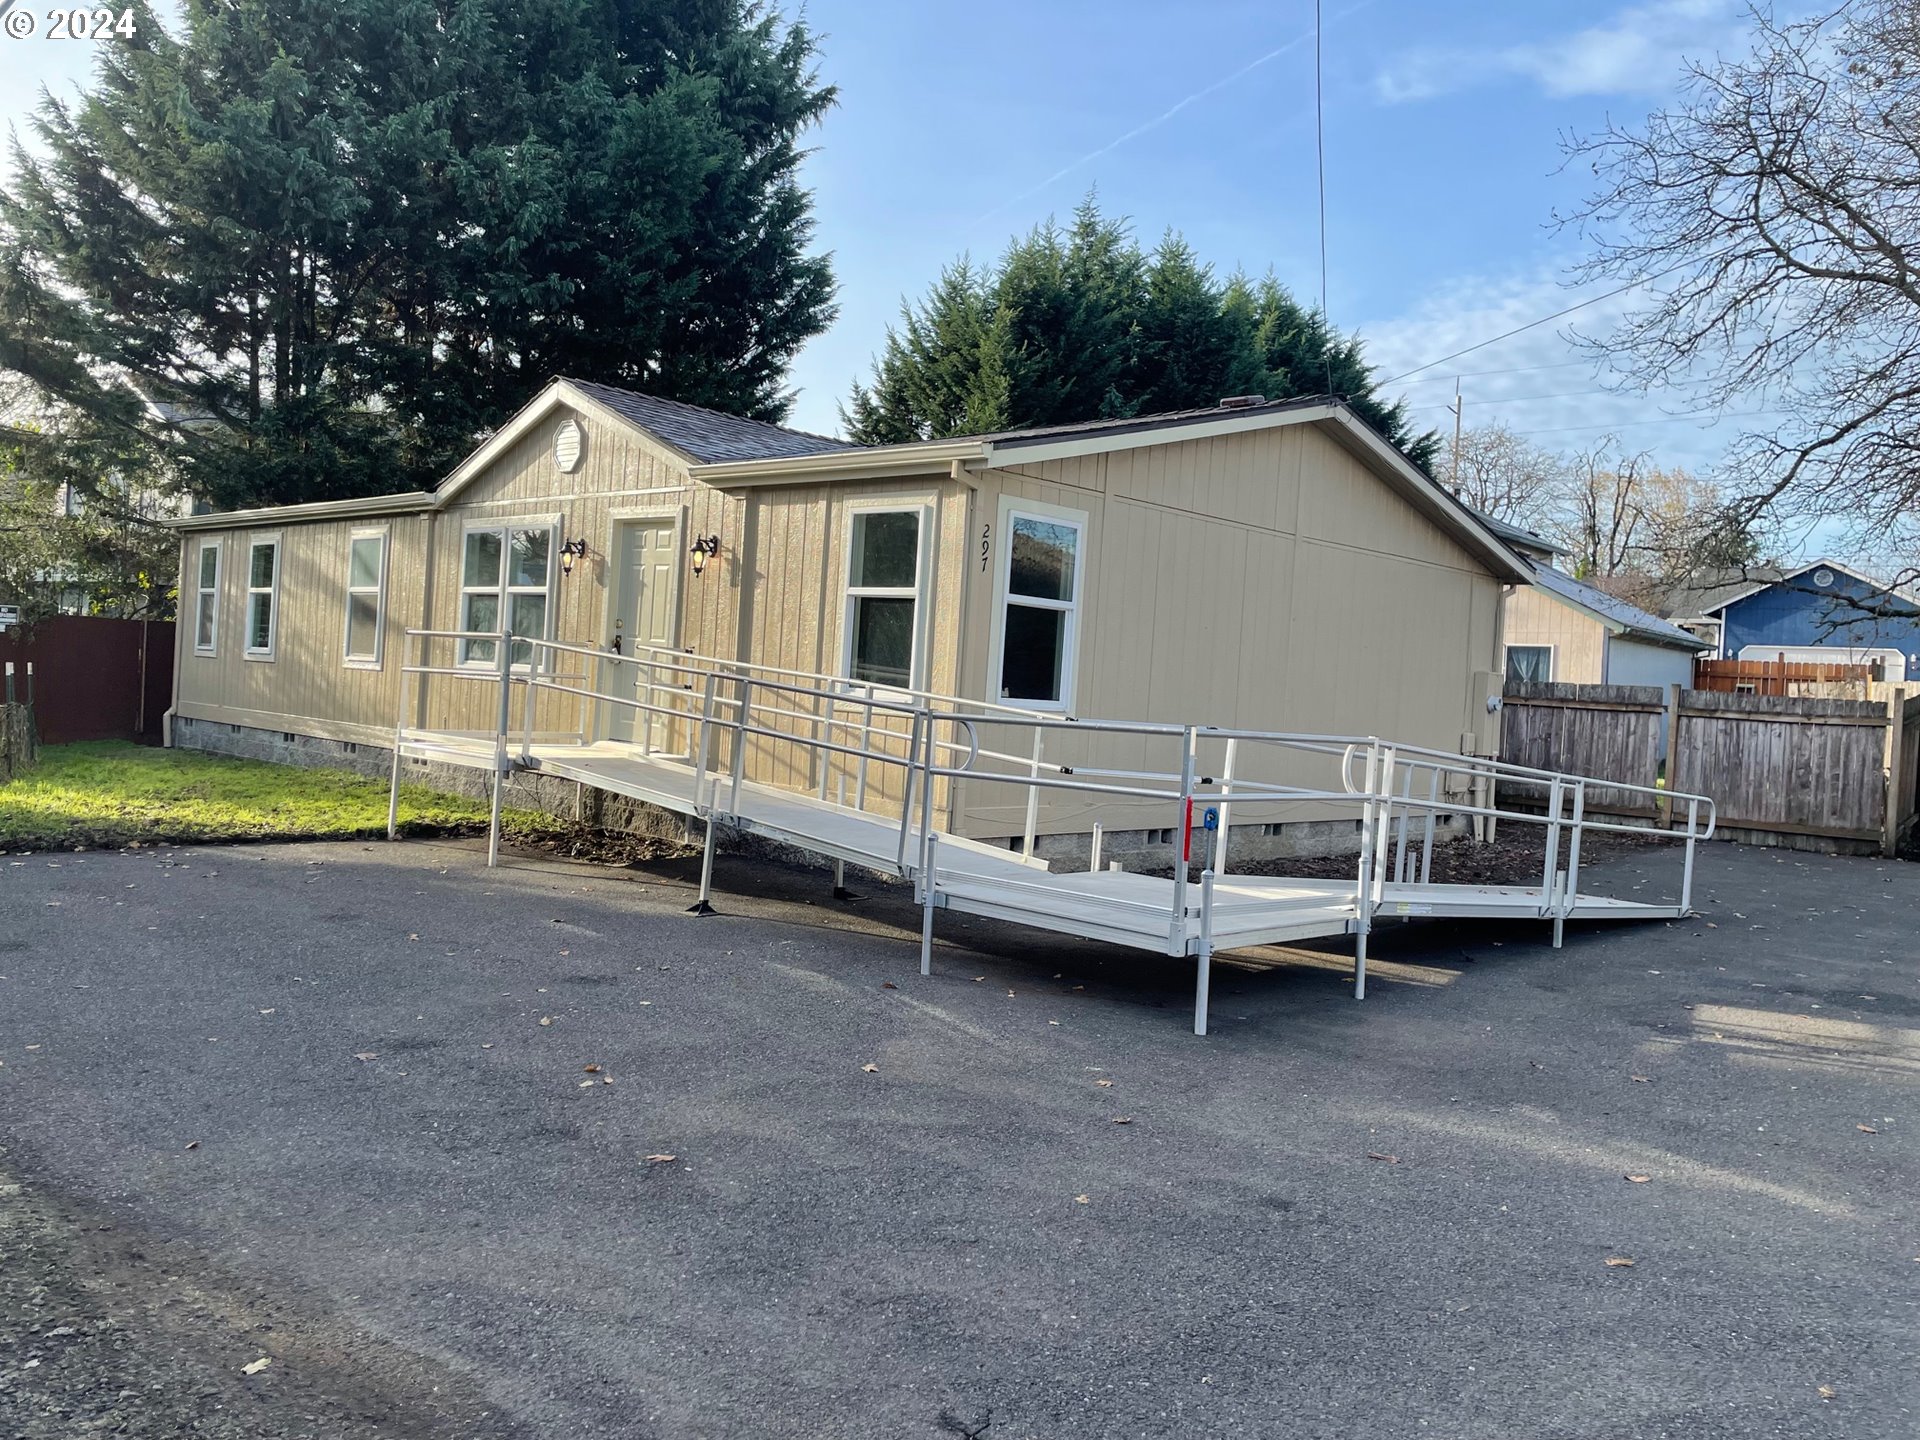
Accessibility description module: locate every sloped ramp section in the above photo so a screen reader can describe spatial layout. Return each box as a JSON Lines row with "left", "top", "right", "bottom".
{"left": 392, "top": 629, "right": 1715, "bottom": 1035}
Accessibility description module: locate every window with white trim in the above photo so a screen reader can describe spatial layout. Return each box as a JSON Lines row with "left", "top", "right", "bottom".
{"left": 343, "top": 529, "right": 387, "bottom": 666}
{"left": 193, "top": 540, "right": 221, "bottom": 655}
{"left": 244, "top": 538, "right": 280, "bottom": 659}
{"left": 1505, "top": 645, "right": 1552, "bottom": 685}
{"left": 461, "top": 524, "right": 554, "bottom": 666}
{"left": 995, "top": 506, "right": 1084, "bottom": 708}
{"left": 842, "top": 509, "right": 924, "bottom": 689}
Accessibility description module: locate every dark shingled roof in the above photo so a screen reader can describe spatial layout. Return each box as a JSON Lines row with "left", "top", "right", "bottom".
{"left": 564, "top": 378, "right": 853, "bottom": 464}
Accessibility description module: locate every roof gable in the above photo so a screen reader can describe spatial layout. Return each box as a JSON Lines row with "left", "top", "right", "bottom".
{"left": 1703, "top": 558, "right": 1919, "bottom": 618}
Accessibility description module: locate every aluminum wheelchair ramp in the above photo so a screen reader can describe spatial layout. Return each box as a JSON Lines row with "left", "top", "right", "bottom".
{"left": 392, "top": 629, "right": 1715, "bottom": 1036}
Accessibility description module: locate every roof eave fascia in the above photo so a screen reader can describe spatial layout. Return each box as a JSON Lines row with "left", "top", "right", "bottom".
{"left": 690, "top": 440, "right": 986, "bottom": 487}
{"left": 978, "top": 403, "right": 1341, "bottom": 470}
{"left": 161, "top": 491, "right": 434, "bottom": 531}
{"left": 1320, "top": 410, "right": 1533, "bottom": 584}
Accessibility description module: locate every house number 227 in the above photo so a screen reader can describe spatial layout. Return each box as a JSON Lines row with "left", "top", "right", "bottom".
{"left": 980, "top": 524, "right": 991, "bottom": 573}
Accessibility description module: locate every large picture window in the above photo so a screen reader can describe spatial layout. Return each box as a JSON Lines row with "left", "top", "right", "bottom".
{"left": 244, "top": 537, "right": 280, "bottom": 660}
{"left": 343, "top": 529, "right": 387, "bottom": 666}
{"left": 995, "top": 506, "right": 1084, "bottom": 708}
{"left": 193, "top": 540, "right": 221, "bottom": 656}
{"left": 843, "top": 508, "right": 924, "bottom": 690}
{"left": 1505, "top": 645, "right": 1552, "bottom": 685}
{"left": 461, "top": 524, "right": 554, "bottom": 666}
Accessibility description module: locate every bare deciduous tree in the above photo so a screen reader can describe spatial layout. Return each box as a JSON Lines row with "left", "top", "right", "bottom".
{"left": 1560, "top": 1, "right": 1920, "bottom": 545}
{"left": 1445, "top": 421, "right": 1566, "bottom": 531}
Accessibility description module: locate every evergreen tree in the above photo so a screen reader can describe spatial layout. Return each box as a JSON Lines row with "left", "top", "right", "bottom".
{"left": 844, "top": 197, "right": 1435, "bottom": 467}
{"left": 0, "top": 0, "right": 837, "bottom": 509}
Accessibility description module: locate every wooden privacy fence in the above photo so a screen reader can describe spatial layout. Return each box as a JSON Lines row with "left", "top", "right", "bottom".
{"left": 0, "top": 616, "right": 173, "bottom": 743}
{"left": 1693, "top": 656, "right": 1880, "bottom": 696}
{"left": 1501, "top": 681, "right": 1920, "bottom": 855}
{"left": 0, "top": 701, "right": 38, "bottom": 783}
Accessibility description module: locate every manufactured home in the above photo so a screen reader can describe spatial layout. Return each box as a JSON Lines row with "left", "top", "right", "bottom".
{"left": 164, "top": 379, "right": 1531, "bottom": 860}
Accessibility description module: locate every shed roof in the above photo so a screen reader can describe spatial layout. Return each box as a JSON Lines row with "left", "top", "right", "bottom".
{"left": 1528, "top": 560, "right": 1709, "bottom": 651}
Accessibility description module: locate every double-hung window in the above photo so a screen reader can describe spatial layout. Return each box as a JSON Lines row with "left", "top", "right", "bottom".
{"left": 995, "top": 504, "right": 1084, "bottom": 709}
{"left": 244, "top": 537, "right": 280, "bottom": 660}
{"left": 343, "top": 529, "right": 388, "bottom": 666}
{"left": 1505, "top": 645, "right": 1552, "bottom": 685}
{"left": 193, "top": 540, "right": 221, "bottom": 656}
{"left": 461, "top": 524, "right": 554, "bottom": 667}
{"left": 843, "top": 508, "right": 925, "bottom": 690}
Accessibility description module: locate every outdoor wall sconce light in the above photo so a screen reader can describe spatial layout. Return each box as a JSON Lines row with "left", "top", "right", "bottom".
{"left": 689, "top": 534, "right": 721, "bottom": 578}
{"left": 559, "top": 538, "right": 590, "bottom": 576}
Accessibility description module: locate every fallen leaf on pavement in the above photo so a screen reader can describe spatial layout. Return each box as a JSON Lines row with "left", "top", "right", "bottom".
{"left": 352, "top": 1052, "right": 378, "bottom": 1062}
{"left": 259, "top": 1009, "right": 275, "bottom": 1016}
{"left": 578, "top": 1080, "right": 594, "bottom": 1088}
{"left": 644, "top": 1154, "right": 676, "bottom": 1164}
{"left": 1604, "top": 1257, "right": 1635, "bottom": 1268}
{"left": 242, "top": 1358, "right": 272, "bottom": 1376}
{"left": 861, "top": 1063, "right": 879, "bottom": 1073}
{"left": 1857, "top": 1124, "right": 1878, "bottom": 1134}
{"left": 1074, "top": 1194, "right": 1090, "bottom": 1204}
{"left": 583, "top": 1064, "right": 601, "bottom": 1073}
{"left": 601, "top": 1077, "right": 614, "bottom": 1085}
{"left": 1112, "top": 1117, "right": 1134, "bottom": 1125}
{"left": 1818, "top": 1386, "right": 1836, "bottom": 1400}
{"left": 1630, "top": 1075, "right": 1650, "bottom": 1083}
{"left": 1366, "top": 1152, "right": 1400, "bottom": 1164}
{"left": 1095, "top": 1078, "right": 1114, "bottom": 1088}
{"left": 881, "top": 981, "right": 897, "bottom": 989}
{"left": 538, "top": 1017, "right": 553, "bottom": 1027}
{"left": 1625, "top": 1174, "right": 1651, "bottom": 1184}
{"left": 183, "top": 1141, "right": 200, "bottom": 1151}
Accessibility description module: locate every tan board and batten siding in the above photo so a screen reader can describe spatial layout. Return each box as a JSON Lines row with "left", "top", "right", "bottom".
{"left": 1501, "top": 581, "right": 1607, "bottom": 685}
{"left": 956, "top": 424, "right": 1504, "bottom": 835}
{"left": 172, "top": 389, "right": 1512, "bottom": 843}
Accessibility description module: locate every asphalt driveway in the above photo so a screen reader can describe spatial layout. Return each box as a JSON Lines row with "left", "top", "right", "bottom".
{"left": 1, "top": 835, "right": 1915, "bottom": 1439}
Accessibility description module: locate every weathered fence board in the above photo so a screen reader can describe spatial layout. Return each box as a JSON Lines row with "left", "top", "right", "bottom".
{"left": 1499, "top": 682, "right": 1664, "bottom": 817}
{"left": 1502, "top": 680, "right": 1909, "bottom": 853}
{"left": 1676, "top": 691, "right": 1887, "bottom": 843}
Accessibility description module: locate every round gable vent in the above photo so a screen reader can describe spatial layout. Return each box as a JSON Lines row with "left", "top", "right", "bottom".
{"left": 554, "top": 417, "right": 584, "bottom": 474}
{"left": 1813, "top": 567, "right": 1835, "bottom": 587}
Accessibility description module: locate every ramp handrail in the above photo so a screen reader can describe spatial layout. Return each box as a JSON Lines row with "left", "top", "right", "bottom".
{"left": 391, "top": 626, "right": 1717, "bottom": 986}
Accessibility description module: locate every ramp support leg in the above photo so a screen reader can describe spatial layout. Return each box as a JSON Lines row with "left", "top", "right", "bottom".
{"left": 1551, "top": 869, "right": 1566, "bottom": 948}
{"left": 1353, "top": 926, "right": 1368, "bottom": 1001}
{"left": 386, "top": 741, "right": 403, "bottom": 841}
{"left": 919, "top": 834, "right": 939, "bottom": 977}
{"left": 1193, "top": 869, "right": 1216, "bottom": 1036}
{"left": 688, "top": 806, "right": 718, "bottom": 916}
{"left": 833, "top": 775, "right": 855, "bottom": 901}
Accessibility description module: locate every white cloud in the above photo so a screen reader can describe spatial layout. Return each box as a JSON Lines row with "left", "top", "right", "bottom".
{"left": 1357, "top": 265, "right": 1753, "bottom": 471}
{"left": 1374, "top": 0, "right": 1742, "bottom": 104}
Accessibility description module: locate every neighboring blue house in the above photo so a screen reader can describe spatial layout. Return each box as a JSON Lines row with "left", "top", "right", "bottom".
{"left": 1678, "top": 559, "right": 1920, "bottom": 682}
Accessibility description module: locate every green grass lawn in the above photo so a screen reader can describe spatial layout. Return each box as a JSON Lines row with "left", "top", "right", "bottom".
{"left": 0, "top": 741, "right": 565, "bottom": 851}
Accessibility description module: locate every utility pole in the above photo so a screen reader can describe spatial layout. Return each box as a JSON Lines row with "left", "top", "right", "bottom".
{"left": 1448, "top": 378, "right": 1464, "bottom": 494}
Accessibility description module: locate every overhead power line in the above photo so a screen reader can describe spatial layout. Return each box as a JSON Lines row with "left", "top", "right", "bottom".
{"left": 1380, "top": 246, "right": 1737, "bottom": 387}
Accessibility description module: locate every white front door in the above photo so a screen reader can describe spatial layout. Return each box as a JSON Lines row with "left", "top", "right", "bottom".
{"left": 606, "top": 518, "right": 678, "bottom": 743}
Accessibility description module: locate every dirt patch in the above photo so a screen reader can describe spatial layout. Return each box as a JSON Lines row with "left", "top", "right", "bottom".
{"left": 0, "top": 1156, "right": 521, "bottom": 1439}
{"left": 1226, "top": 827, "right": 1668, "bottom": 889}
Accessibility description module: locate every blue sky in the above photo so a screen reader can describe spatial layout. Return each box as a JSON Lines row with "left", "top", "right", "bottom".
{"left": 1, "top": 0, "right": 1806, "bottom": 520}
